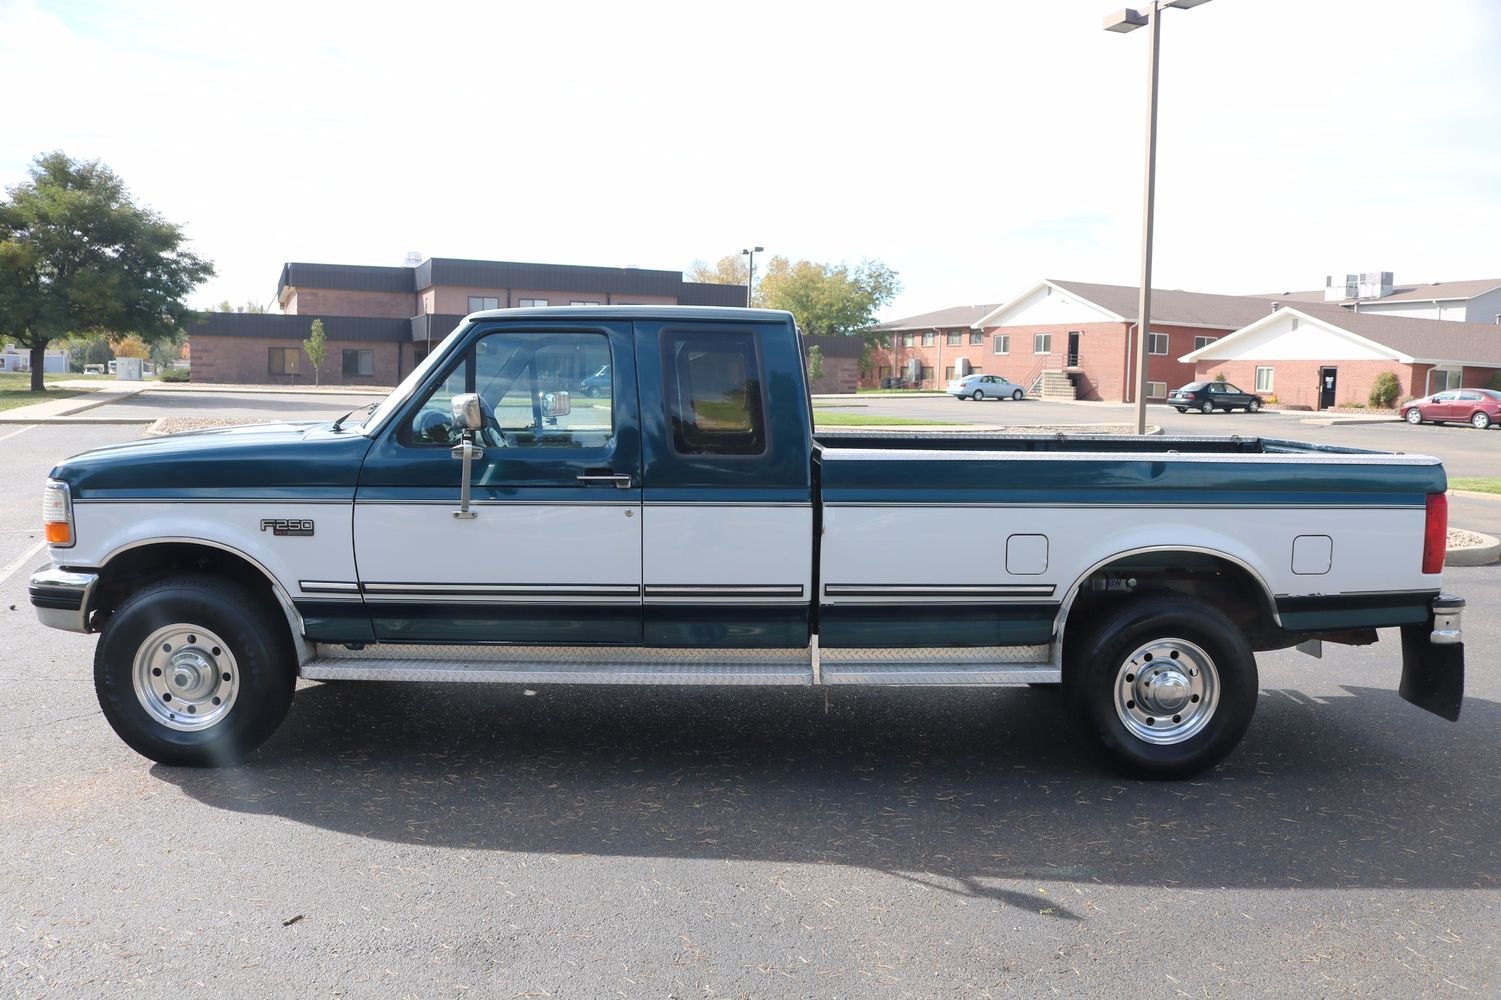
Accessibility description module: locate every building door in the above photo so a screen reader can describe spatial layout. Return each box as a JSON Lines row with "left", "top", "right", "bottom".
{"left": 1319, "top": 367, "right": 1338, "bottom": 409}
{"left": 353, "top": 321, "right": 644, "bottom": 644}
{"left": 1067, "top": 332, "right": 1080, "bottom": 367}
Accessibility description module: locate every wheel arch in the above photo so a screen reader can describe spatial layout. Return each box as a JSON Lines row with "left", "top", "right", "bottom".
{"left": 1054, "top": 545, "right": 1281, "bottom": 662}
{"left": 89, "top": 538, "right": 306, "bottom": 655}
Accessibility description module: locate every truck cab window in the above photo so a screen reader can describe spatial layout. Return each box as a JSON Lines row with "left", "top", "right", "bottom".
{"left": 408, "top": 331, "right": 613, "bottom": 448}
{"left": 664, "top": 331, "right": 766, "bottom": 456}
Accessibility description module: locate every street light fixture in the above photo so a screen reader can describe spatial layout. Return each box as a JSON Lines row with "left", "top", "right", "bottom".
{"left": 740, "top": 246, "right": 764, "bottom": 307}
{"left": 1103, "top": 0, "right": 1212, "bottom": 434}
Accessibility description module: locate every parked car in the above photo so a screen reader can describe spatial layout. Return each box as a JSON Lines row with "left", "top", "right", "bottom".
{"left": 578, "top": 364, "right": 611, "bottom": 398}
{"left": 946, "top": 373, "right": 1025, "bottom": 401}
{"left": 1169, "top": 381, "right": 1263, "bottom": 414}
{"left": 1400, "top": 389, "right": 1501, "bottom": 429}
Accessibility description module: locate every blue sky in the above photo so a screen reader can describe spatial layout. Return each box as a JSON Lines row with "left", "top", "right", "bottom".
{"left": 2, "top": 0, "right": 1498, "bottom": 320}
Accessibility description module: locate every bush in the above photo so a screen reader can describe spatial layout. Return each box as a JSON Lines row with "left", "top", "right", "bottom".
{"left": 1368, "top": 371, "right": 1400, "bottom": 408}
{"left": 159, "top": 366, "right": 190, "bottom": 382}
{"left": 1214, "top": 372, "right": 1228, "bottom": 382}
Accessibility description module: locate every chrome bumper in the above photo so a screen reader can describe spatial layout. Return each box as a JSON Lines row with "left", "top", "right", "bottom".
{"left": 29, "top": 566, "right": 99, "bottom": 634}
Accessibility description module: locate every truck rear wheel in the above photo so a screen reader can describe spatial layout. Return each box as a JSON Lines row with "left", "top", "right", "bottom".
{"left": 94, "top": 575, "right": 296, "bottom": 767}
{"left": 1064, "top": 596, "right": 1256, "bottom": 778}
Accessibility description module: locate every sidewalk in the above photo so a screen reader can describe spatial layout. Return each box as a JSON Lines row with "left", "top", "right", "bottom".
{"left": 48, "top": 379, "right": 395, "bottom": 395}
{"left": 0, "top": 385, "right": 154, "bottom": 424}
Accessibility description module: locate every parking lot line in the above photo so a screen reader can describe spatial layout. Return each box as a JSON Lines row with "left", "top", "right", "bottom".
{"left": 0, "top": 539, "right": 46, "bottom": 585}
{"left": 0, "top": 425, "right": 36, "bottom": 444}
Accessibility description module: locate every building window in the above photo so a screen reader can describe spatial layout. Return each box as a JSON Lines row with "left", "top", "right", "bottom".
{"left": 1146, "top": 380, "right": 1167, "bottom": 399}
{"left": 1194, "top": 335, "right": 1217, "bottom": 350}
{"left": 971, "top": 366, "right": 982, "bottom": 375}
{"left": 1433, "top": 368, "right": 1461, "bottom": 391}
{"left": 919, "top": 365, "right": 934, "bottom": 383}
{"left": 517, "top": 298, "right": 548, "bottom": 308}
{"left": 947, "top": 332, "right": 962, "bottom": 346}
{"left": 1255, "top": 367, "right": 1274, "bottom": 392}
{"left": 268, "top": 347, "right": 300, "bottom": 376}
{"left": 467, "top": 296, "right": 499, "bottom": 312}
{"left": 969, "top": 331, "right": 984, "bottom": 346}
{"left": 993, "top": 334, "right": 1010, "bottom": 355}
{"left": 922, "top": 332, "right": 935, "bottom": 347}
{"left": 570, "top": 300, "right": 601, "bottom": 306}
{"left": 1148, "top": 332, "right": 1169, "bottom": 355}
{"left": 902, "top": 333, "right": 915, "bottom": 347}
{"left": 1033, "top": 333, "right": 1051, "bottom": 354}
{"left": 342, "top": 349, "right": 375, "bottom": 377}
{"left": 878, "top": 366, "right": 891, "bottom": 380}
{"left": 944, "top": 366, "right": 956, "bottom": 381}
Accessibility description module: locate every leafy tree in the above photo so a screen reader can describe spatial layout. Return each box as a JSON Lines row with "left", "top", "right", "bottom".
{"left": 149, "top": 329, "right": 187, "bottom": 371}
{"left": 807, "top": 344, "right": 824, "bottom": 382}
{"left": 305, "top": 318, "right": 327, "bottom": 386}
{"left": 1368, "top": 371, "right": 1400, "bottom": 408}
{"left": 756, "top": 257, "right": 900, "bottom": 337}
{"left": 0, "top": 152, "right": 213, "bottom": 390}
{"left": 110, "top": 334, "right": 150, "bottom": 359}
{"left": 62, "top": 331, "right": 112, "bottom": 371}
{"left": 686, "top": 255, "right": 749, "bottom": 288}
{"left": 214, "top": 299, "right": 268, "bottom": 314}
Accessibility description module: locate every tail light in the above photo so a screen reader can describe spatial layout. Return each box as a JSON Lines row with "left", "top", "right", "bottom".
{"left": 1422, "top": 492, "right": 1447, "bottom": 575}
{"left": 42, "top": 479, "right": 74, "bottom": 547}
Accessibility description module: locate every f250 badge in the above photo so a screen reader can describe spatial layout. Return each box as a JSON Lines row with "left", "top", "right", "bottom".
{"left": 260, "top": 518, "right": 315, "bottom": 537}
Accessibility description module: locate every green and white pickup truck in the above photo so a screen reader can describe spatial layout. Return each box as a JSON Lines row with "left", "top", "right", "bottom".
{"left": 31, "top": 306, "right": 1466, "bottom": 776}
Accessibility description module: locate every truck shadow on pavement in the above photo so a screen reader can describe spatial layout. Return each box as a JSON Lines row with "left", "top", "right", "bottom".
{"left": 155, "top": 683, "right": 1499, "bottom": 916}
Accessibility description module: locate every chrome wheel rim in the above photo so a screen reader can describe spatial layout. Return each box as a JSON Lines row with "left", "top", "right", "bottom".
{"left": 973, "top": 391, "right": 984, "bottom": 400}
{"left": 1113, "top": 637, "right": 1219, "bottom": 745}
{"left": 1473, "top": 413, "right": 1489, "bottom": 429}
{"left": 132, "top": 623, "right": 240, "bottom": 731}
{"left": 1407, "top": 409, "right": 1421, "bottom": 423}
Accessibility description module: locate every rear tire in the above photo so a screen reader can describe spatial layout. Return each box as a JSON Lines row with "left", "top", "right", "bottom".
{"left": 94, "top": 575, "right": 297, "bottom": 767}
{"left": 1174, "top": 407, "right": 1187, "bottom": 413}
{"left": 1472, "top": 411, "right": 1491, "bottom": 430}
{"left": 1064, "top": 596, "right": 1257, "bottom": 778}
{"left": 973, "top": 390, "right": 985, "bottom": 401}
{"left": 1199, "top": 400, "right": 1215, "bottom": 414}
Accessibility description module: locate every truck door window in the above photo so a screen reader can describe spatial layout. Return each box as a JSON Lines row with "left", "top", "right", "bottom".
{"left": 407, "top": 331, "right": 613, "bottom": 449}
{"left": 663, "top": 331, "right": 766, "bottom": 456}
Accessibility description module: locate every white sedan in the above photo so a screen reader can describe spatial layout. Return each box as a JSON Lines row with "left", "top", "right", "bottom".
{"left": 945, "top": 373, "right": 1026, "bottom": 401}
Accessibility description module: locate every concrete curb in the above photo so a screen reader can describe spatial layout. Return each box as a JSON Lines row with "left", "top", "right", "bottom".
{"left": 0, "top": 416, "right": 156, "bottom": 425}
{"left": 1447, "top": 532, "right": 1501, "bottom": 567}
{"left": 1450, "top": 489, "right": 1501, "bottom": 502}
{"left": 1297, "top": 415, "right": 1402, "bottom": 426}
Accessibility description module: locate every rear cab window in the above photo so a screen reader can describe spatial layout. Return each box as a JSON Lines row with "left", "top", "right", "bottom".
{"left": 662, "top": 330, "right": 766, "bottom": 457}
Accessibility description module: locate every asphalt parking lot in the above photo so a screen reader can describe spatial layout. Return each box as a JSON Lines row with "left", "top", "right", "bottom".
{"left": 1, "top": 403, "right": 1497, "bottom": 997}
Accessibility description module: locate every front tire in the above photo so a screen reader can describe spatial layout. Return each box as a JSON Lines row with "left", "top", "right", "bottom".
{"left": 1405, "top": 408, "right": 1423, "bottom": 425}
{"left": 1472, "top": 411, "right": 1491, "bottom": 430}
{"left": 1011, "top": 389, "right": 1024, "bottom": 401}
{"left": 94, "top": 575, "right": 296, "bottom": 767}
{"left": 1246, "top": 399, "right": 1261, "bottom": 413}
{"left": 1199, "top": 400, "right": 1215, "bottom": 414}
{"left": 1064, "top": 596, "right": 1257, "bottom": 778}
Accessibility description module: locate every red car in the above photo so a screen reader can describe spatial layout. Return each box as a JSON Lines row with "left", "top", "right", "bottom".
{"left": 1400, "top": 388, "right": 1501, "bottom": 429}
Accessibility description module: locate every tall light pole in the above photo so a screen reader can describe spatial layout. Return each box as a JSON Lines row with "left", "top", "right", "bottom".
{"left": 1104, "top": 0, "right": 1212, "bottom": 434}
{"left": 741, "top": 246, "right": 763, "bottom": 307}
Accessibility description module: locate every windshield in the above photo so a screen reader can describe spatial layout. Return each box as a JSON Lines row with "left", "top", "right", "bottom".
{"left": 357, "top": 325, "right": 467, "bottom": 435}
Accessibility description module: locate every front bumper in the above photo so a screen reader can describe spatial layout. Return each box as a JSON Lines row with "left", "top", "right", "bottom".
{"left": 1398, "top": 593, "right": 1465, "bottom": 721}
{"left": 29, "top": 566, "right": 99, "bottom": 634}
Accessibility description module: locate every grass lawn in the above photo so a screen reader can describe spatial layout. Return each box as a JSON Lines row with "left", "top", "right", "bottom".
{"left": 1450, "top": 477, "right": 1501, "bottom": 495}
{"left": 0, "top": 372, "right": 97, "bottom": 412}
{"left": 812, "top": 411, "right": 959, "bottom": 427}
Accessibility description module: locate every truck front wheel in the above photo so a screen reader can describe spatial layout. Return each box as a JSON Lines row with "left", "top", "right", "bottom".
{"left": 1064, "top": 596, "right": 1257, "bottom": 778}
{"left": 94, "top": 575, "right": 296, "bottom": 767}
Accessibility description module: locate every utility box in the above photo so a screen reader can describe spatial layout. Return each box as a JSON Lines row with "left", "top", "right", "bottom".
{"left": 115, "top": 357, "right": 144, "bottom": 381}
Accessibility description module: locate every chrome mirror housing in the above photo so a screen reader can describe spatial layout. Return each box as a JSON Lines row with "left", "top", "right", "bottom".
{"left": 451, "top": 392, "right": 483, "bottom": 431}
{"left": 541, "top": 390, "right": 571, "bottom": 417}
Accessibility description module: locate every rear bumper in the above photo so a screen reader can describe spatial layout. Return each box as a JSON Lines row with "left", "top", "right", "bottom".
{"left": 29, "top": 566, "right": 98, "bottom": 634}
{"left": 1399, "top": 593, "right": 1465, "bottom": 720}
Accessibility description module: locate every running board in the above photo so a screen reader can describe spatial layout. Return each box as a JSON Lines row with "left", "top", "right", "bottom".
{"left": 300, "top": 642, "right": 1059, "bottom": 686}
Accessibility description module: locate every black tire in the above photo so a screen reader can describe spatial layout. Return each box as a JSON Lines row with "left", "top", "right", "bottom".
{"left": 1199, "top": 400, "right": 1215, "bottom": 414}
{"left": 1063, "top": 596, "right": 1257, "bottom": 779}
{"left": 1012, "top": 389, "right": 1024, "bottom": 401}
{"left": 1405, "top": 408, "right": 1423, "bottom": 425}
{"left": 94, "top": 575, "right": 297, "bottom": 767}
{"left": 1174, "top": 407, "right": 1187, "bottom": 413}
{"left": 1246, "top": 399, "right": 1261, "bottom": 413}
{"left": 973, "top": 390, "right": 985, "bottom": 401}
{"left": 1472, "top": 411, "right": 1491, "bottom": 430}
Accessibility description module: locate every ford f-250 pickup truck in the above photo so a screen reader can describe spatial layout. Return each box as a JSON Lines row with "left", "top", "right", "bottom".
{"left": 31, "top": 306, "right": 1466, "bottom": 776}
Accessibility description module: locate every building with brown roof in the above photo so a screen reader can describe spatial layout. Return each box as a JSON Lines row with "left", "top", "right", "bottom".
{"left": 866, "top": 304, "right": 1003, "bottom": 389}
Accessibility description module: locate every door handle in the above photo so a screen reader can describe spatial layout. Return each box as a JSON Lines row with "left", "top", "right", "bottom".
{"left": 576, "top": 473, "right": 633, "bottom": 489}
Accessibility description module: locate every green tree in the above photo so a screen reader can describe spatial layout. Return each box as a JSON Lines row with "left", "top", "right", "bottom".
{"left": 213, "top": 299, "right": 268, "bottom": 314}
{"left": 305, "top": 318, "right": 327, "bottom": 386}
{"left": 756, "top": 257, "right": 900, "bottom": 336}
{"left": 0, "top": 152, "right": 214, "bottom": 391}
{"left": 685, "top": 255, "right": 749, "bottom": 288}
{"left": 1368, "top": 371, "right": 1400, "bottom": 408}
{"left": 807, "top": 344, "right": 824, "bottom": 382}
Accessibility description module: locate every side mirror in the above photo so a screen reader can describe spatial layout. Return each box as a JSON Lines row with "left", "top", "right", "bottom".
{"left": 541, "top": 390, "right": 571, "bottom": 417}
{"left": 451, "top": 392, "right": 483, "bottom": 431}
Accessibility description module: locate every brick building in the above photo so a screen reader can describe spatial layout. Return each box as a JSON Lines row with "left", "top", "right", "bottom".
{"left": 1183, "top": 303, "right": 1501, "bottom": 409}
{"left": 189, "top": 257, "right": 746, "bottom": 385}
{"left": 865, "top": 304, "right": 1002, "bottom": 390}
